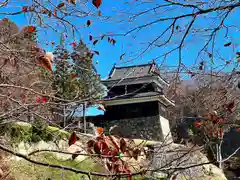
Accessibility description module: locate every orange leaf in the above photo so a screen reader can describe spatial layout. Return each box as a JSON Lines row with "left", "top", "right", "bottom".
{"left": 224, "top": 42, "right": 232, "bottom": 47}
{"left": 87, "top": 20, "right": 91, "bottom": 27}
{"left": 57, "top": 2, "right": 65, "bottom": 8}
{"left": 98, "top": 11, "right": 102, "bottom": 16}
{"left": 25, "top": 26, "right": 36, "bottom": 33}
{"left": 92, "top": 0, "right": 102, "bottom": 9}
{"left": 22, "top": 6, "right": 28, "bottom": 12}
{"left": 96, "top": 127, "right": 104, "bottom": 135}
{"left": 53, "top": 8, "right": 57, "bottom": 17}
{"left": 68, "top": 132, "right": 77, "bottom": 146}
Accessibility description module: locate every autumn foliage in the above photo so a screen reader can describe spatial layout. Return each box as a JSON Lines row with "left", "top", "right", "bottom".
{"left": 193, "top": 101, "right": 239, "bottom": 140}
{"left": 68, "top": 130, "right": 147, "bottom": 179}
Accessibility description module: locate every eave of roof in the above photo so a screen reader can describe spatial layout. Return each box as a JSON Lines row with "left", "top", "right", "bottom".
{"left": 103, "top": 94, "right": 175, "bottom": 107}
{"left": 102, "top": 75, "right": 169, "bottom": 87}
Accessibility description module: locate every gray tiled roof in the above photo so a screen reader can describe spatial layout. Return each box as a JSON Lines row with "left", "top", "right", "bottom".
{"left": 108, "top": 64, "right": 153, "bottom": 80}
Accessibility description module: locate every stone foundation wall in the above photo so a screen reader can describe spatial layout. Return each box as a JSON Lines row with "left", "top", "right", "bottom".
{"left": 102, "top": 115, "right": 164, "bottom": 141}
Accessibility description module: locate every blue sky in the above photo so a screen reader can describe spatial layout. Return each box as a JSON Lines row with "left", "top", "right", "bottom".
{"left": 1, "top": 0, "right": 239, "bottom": 116}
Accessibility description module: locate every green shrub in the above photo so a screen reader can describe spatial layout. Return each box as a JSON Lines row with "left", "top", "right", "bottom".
{"left": 1, "top": 120, "right": 69, "bottom": 145}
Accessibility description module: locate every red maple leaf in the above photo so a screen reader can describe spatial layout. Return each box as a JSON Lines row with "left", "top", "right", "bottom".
{"left": 22, "top": 6, "right": 28, "bottom": 12}
{"left": 68, "top": 132, "right": 78, "bottom": 146}
{"left": 70, "top": 42, "right": 77, "bottom": 48}
{"left": 194, "top": 121, "right": 201, "bottom": 128}
{"left": 41, "top": 97, "right": 47, "bottom": 103}
{"left": 92, "top": 0, "right": 102, "bottom": 9}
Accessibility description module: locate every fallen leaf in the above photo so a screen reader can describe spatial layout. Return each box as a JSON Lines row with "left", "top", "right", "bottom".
{"left": 224, "top": 42, "right": 232, "bottom": 47}
{"left": 92, "top": 0, "right": 102, "bottom": 9}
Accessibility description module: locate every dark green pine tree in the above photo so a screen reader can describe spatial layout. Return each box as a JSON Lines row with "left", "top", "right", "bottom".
{"left": 51, "top": 40, "right": 105, "bottom": 126}
{"left": 70, "top": 40, "right": 105, "bottom": 101}
{"left": 52, "top": 45, "right": 74, "bottom": 100}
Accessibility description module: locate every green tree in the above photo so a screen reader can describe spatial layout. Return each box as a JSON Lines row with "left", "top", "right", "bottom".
{"left": 51, "top": 40, "right": 104, "bottom": 126}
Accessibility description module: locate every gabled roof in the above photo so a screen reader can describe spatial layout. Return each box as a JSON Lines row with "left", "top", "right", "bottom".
{"left": 103, "top": 63, "right": 169, "bottom": 87}
{"left": 107, "top": 63, "right": 160, "bottom": 80}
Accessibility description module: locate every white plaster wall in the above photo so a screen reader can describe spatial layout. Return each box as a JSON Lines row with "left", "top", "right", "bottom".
{"left": 159, "top": 116, "right": 172, "bottom": 141}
